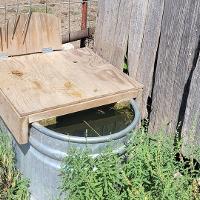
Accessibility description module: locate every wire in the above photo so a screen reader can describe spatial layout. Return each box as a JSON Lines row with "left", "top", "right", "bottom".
{"left": 68, "top": 0, "right": 71, "bottom": 41}
{"left": 45, "top": 0, "right": 48, "bottom": 13}
{"left": 4, "top": 0, "right": 6, "bottom": 23}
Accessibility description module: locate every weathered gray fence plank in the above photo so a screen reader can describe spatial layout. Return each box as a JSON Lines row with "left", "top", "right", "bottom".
{"left": 110, "top": 0, "right": 133, "bottom": 69}
{"left": 171, "top": 0, "right": 200, "bottom": 133}
{"left": 129, "top": 0, "right": 164, "bottom": 117}
{"left": 128, "top": 0, "right": 149, "bottom": 78}
{"left": 94, "top": 0, "right": 120, "bottom": 62}
{"left": 94, "top": 0, "right": 200, "bottom": 148}
{"left": 94, "top": 0, "right": 132, "bottom": 69}
{"left": 149, "top": 0, "right": 200, "bottom": 133}
{"left": 95, "top": 0, "right": 164, "bottom": 117}
{"left": 182, "top": 54, "right": 200, "bottom": 155}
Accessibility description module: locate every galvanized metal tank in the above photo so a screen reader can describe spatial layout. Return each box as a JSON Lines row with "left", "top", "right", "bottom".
{"left": 0, "top": 100, "right": 140, "bottom": 200}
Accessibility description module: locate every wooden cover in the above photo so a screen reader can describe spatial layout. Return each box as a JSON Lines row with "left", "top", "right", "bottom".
{"left": 0, "top": 12, "right": 62, "bottom": 56}
{"left": 0, "top": 48, "right": 143, "bottom": 144}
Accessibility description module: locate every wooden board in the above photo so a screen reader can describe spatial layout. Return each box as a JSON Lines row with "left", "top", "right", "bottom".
{"left": 0, "top": 48, "right": 143, "bottom": 144}
{"left": 0, "top": 12, "right": 62, "bottom": 56}
{"left": 149, "top": 0, "right": 200, "bottom": 133}
{"left": 94, "top": 0, "right": 164, "bottom": 117}
{"left": 182, "top": 54, "right": 200, "bottom": 158}
{"left": 128, "top": 0, "right": 164, "bottom": 118}
{"left": 94, "top": 0, "right": 133, "bottom": 69}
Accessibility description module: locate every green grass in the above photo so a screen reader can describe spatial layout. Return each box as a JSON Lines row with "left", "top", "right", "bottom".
{"left": 21, "top": 6, "right": 53, "bottom": 14}
{"left": 0, "top": 132, "right": 29, "bottom": 200}
{"left": 60, "top": 129, "right": 200, "bottom": 200}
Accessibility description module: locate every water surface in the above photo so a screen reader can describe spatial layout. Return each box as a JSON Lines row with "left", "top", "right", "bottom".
{"left": 44, "top": 103, "right": 134, "bottom": 137}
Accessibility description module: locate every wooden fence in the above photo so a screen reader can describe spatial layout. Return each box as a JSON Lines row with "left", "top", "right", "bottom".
{"left": 94, "top": 0, "right": 200, "bottom": 146}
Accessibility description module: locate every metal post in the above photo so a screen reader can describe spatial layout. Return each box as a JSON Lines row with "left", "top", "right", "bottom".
{"left": 80, "top": 0, "right": 88, "bottom": 47}
{"left": 62, "top": 27, "right": 94, "bottom": 44}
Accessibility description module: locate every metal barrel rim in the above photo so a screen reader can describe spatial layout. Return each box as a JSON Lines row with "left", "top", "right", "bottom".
{"left": 31, "top": 99, "right": 140, "bottom": 144}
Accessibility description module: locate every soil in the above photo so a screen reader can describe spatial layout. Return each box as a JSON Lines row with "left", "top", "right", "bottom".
{"left": 0, "top": 0, "right": 98, "bottom": 47}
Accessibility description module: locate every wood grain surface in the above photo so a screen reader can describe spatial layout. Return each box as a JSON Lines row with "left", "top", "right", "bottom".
{"left": 149, "top": 0, "right": 200, "bottom": 133}
{"left": 0, "top": 48, "right": 143, "bottom": 144}
{"left": 182, "top": 54, "right": 200, "bottom": 157}
{"left": 94, "top": 0, "right": 164, "bottom": 117}
{"left": 0, "top": 12, "right": 62, "bottom": 56}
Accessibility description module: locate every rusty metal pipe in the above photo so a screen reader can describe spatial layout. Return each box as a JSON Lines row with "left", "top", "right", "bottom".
{"left": 62, "top": 27, "right": 94, "bottom": 44}
{"left": 80, "top": 0, "right": 88, "bottom": 47}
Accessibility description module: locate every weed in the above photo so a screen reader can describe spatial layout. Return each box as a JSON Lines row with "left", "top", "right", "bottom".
{"left": 22, "top": 6, "right": 53, "bottom": 14}
{"left": 60, "top": 129, "right": 200, "bottom": 200}
{"left": 0, "top": 132, "right": 29, "bottom": 200}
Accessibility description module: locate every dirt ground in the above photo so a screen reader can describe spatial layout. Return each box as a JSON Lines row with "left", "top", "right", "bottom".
{"left": 0, "top": 0, "right": 98, "bottom": 47}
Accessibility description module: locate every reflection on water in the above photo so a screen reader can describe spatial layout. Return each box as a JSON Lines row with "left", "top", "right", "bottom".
{"left": 44, "top": 103, "right": 134, "bottom": 137}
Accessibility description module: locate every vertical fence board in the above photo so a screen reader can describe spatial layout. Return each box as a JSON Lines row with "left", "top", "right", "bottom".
{"left": 182, "top": 55, "right": 200, "bottom": 154}
{"left": 129, "top": 0, "right": 164, "bottom": 117}
{"left": 149, "top": 0, "right": 199, "bottom": 133}
{"left": 94, "top": 0, "right": 132, "bottom": 69}
{"left": 110, "top": 0, "right": 133, "bottom": 69}
{"left": 94, "top": 0, "right": 200, "bottom": 148}
{"left": 94, "top": 0, "right": 120, "bottom": 61}
{"left": 95, "top": 0, "right": 164, "bottom": 117}
{"left": 170, "top": 0, "right": 200, "bottom": 133}
{"left": 128, "top": 0, "right": 149, "bottom": 78}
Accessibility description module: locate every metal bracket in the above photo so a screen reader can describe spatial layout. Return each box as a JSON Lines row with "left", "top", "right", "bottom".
{"left": 42, "top": 48, "right": 53, "bottom": 53}
{"left": 0, "top": 53, "right": 9, "bottom": 60}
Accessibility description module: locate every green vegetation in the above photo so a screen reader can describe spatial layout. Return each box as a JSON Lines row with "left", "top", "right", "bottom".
{"left": 22, "top": 6, "right": 53, "bottom": 14}
{"left": 0, "top": 132, "right": 29, "bottom": 200}
{"left": 60, "top": 129, "right": 200, "bottom": 200}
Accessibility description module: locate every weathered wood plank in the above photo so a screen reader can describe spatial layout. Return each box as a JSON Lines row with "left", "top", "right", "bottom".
{"left": 28, "top": 89, "right": 142, "bottom": 123}
{"left": 94, "top": 0, "right": 120, "bottom": 62}
{"left": 94, "top": 0, "right": 132, "bottom": 69}
{"left": 0, "top": 90, "right": 28, "bottom": 144}
{"left": 0, "top": 12, "right": 62, "bottom": 56}
{"left": 94, "top": 0, "right": 165, "bottom": 118}
{"left": 181, "top": 54, "right": 200, "bottom": 157}
{"left": 94, "top": 0, "right": 200, "bottom": 150}
{"left": 170, "top": 0, "right": 200, "bottom": 133}
{"left": 109, "top": 0, "right": 133, "bottom": 69}
{"left": 0, "top": 48, "right": 142, "bottom": 144}
{"left": 128, "top": 0, "right": 149, "bottom": 78}
{"left": 149, "top": 0, "right": 200, "bottom": 133}
{"left": 0, "top": 49, "right": 141, "bottom": 116}
{"left": 149, "top": 0, "right": 188, "bottom": 132}
{"left": 130, "top": 0, "right": 164, "bottom": 117}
